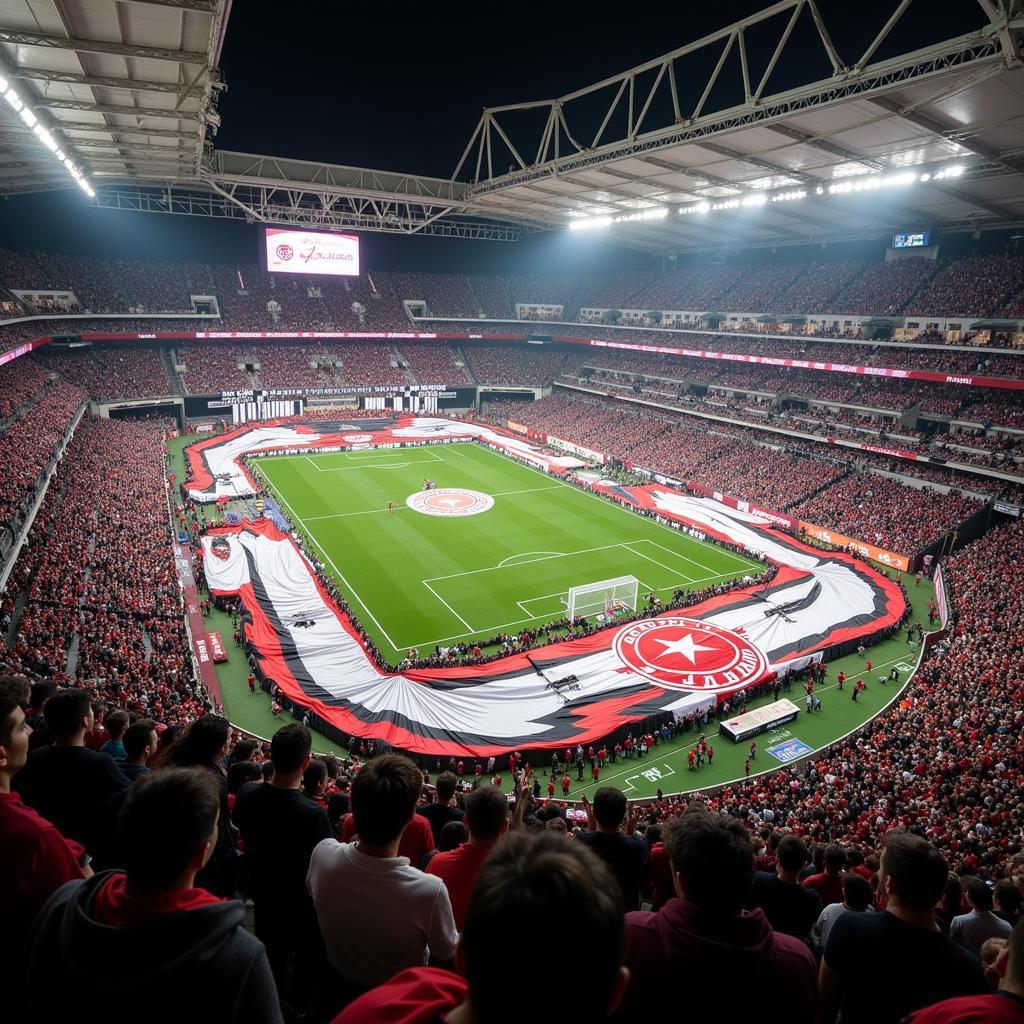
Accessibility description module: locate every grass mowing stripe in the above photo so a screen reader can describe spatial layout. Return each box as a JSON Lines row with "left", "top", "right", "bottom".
{"left": 255, "top": 462, "right": 405, "bottom": 652}
{"left": 258, "top": 442, "right": 759, "bottom": 662}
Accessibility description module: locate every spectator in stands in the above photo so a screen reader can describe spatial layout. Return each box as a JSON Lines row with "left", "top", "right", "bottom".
{"left": 804, "top": 842, "right": 847, "bottom": 908}
{"left": 338, "top": 769, "right": 436, "bottom": 866}
{"left": 820, "top": 831, "right": 988, "bottom": 1024}
{"left": 417, "top": 770, "right": 464, "bottom": 846}
{"left": 906, "top": 917, "right": 1024, "bottom": 1023}
{"left": 615, "top": 805, "right": 816, "bottom": 1021}
{"left": 0, "top": 675, "right": 85, "bottom": 1018}
{"left": 307, "top": 754, "right": 458, "bottom": 1002}
{"left": 426, "top": 784, "right": 510, "bottom": 929}
{"left": 28, "top": 768, "right": 282, "bottom": 1024}
{"left": 24, "top": 678, "right": 54, "bottom": 751}
{"left": 120, "top": 719, "right": 157, "bottom": 781}
{"left": 12, "top": 686, "right": 129, "bottom": 856}
{"left": 162, "top": 714, "right": 237, "bottom": 896}
{"left": 813, "top": 873, "right": 875, "bottom": 952}
{"left": 995, "top": 881, "right": 1023, "bottom": 930}
{"left": 336, "top": 832, "right": 630, "bottom": 1023}
{"left": 99, "top": 709, "right": 130, "bottom": 762}
{"left": 575, "top": 787, "right": 649, "bottom": 912}
{"left": 951, "top": 876, "right": 1014, "bottom": 958}
{"left": 746, "top": 833, "right": 822, "bottom": 941}
{"left": 232, "top": 722, "right": 332, "bottom": 1012}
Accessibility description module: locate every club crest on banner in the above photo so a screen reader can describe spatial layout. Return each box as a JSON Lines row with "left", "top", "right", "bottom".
{"left": 406, "top": 488, "right": 495, "bottom": 517}
{"left": 614, "top": 616, "right": 768, "bottom": 694}
{"left": 210, "top": 537, "right": 232, "bottom": 562}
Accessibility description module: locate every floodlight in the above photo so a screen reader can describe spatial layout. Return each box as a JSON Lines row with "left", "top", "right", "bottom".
{"left": 19, "top": 106, "right": 36, "bottom": 127}
{"left": 5, "top": 87, "right": 22, "bottom": 111}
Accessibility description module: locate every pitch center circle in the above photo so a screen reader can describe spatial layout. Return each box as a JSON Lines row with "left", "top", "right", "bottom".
{"left": 406, "top": 488, "right": 495, "bottom": 517}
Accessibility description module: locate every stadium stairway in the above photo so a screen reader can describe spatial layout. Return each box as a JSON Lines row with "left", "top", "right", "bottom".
{"left": 453, "top": 345, "right": 476, "bottom": 384}
{"left": 0, "top": 377, "right": 54, "bottom": 439}
{"left": 781, "top": 461, "right": 853, "bottom": 512}
{"left": 161, "top": 347, "right": 186, "bottom": 396}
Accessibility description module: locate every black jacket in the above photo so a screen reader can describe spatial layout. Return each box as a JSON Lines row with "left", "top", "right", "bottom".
{"left": 29, "top": 871, "right": 283, "bottom": 1024}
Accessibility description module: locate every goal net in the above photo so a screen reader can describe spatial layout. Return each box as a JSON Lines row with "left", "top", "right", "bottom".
{"left": 566, "top": 575, "right": 639, "bottom": 622}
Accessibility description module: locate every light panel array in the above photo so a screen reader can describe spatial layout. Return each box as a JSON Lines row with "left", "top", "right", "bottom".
{"left": 0, "top": 71, "right": 95, "bottom": 197}
{"left": 569, "top": 162, "right": 966, "bottom": 230}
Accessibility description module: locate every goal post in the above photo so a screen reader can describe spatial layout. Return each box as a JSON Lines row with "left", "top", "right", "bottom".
{"left": 566, "top": 575, "right": 639, "bottom": 621}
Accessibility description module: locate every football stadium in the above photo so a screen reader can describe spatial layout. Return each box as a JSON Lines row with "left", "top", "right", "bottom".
{"left": 1, "top": 1, "right": 1023, "bottom": 1021}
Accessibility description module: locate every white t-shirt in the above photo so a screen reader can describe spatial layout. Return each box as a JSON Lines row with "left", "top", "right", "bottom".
{"left": 307, "top": 839, "right": 458, "bottom": 986}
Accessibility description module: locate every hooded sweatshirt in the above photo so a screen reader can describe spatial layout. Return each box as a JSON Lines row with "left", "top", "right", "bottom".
{"left": 614, "top": 897, "right": 817, "bottom": 1022}
{"left": 28, "top": 870, "right": 283, "bottom": 1024}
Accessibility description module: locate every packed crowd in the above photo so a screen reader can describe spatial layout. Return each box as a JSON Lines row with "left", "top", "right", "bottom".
{"left": 251, "top": 343, "right": 339, "bottom": 389}
{"left": 1, "top": 416, "right": 203, "bottom": 725}
{"left": 905, "top": 254, "right": 1024, "bottom": 316}
{"left": 0, "top": 381, "right": 84, "bottom": 539}
{"left": 0, "top": 356, "right": 49, "bottom": 421}
{"left": 790, "top": 473, "right": 983, "bottom": 552}
{"left": 486, "top": 393, "right": 994, "bottom": 551}
{"left": 2, "top": 516, "right": 1022, "bottom": 1023}
{"left": 4, "top": 249, "right": 1024, "bottom": 346}
{"left": 177, "top": 342, "right": 255, "bottom": 394}
{"left": 34, "top": 344, "right": 174, "bottom": 400}
{"left": 396, "top": 341, "right": 472, "bottom": 385}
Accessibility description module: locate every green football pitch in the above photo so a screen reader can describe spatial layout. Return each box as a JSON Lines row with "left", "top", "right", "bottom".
{"left": 252, "top": 442, "right": 764, "bottom": 664}
{"left": 170, "top": 434, "right": 938, "bottom": 798}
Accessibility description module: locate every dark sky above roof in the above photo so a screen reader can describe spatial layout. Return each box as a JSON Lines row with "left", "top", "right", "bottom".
{"left": 214, "top": 0, "right": 987, "bottom": 179}
{"left": 0, "top": 1, "right": 995, "bottom": 269}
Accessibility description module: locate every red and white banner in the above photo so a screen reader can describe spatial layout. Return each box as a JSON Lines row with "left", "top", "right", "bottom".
{"left": 183, "top": 415, "right": 589, "bottom": 502}
{"left": 200, "top": 483, "right": 905, "bottom": 756}
{"left": 682, "top": 480, "right": 797, "bottom": 532}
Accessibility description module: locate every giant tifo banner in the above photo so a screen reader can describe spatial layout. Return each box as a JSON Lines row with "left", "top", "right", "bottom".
{"left": 683, "top": 480, "right": 797, "bottom": 532}
{"left": 198, "top": 471, "right": 905, "bottom": 757}
{"left": 798, "top": 520, "right": 910, "bottom": 573}
{"left": 183, "top": 415, "right": 589, "bottom": 502}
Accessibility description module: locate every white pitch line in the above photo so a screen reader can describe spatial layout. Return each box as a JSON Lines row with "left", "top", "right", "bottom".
{"left": 268, "top": 483, "right": 404, "bottom": 652}
{"left": 422, "top": 578, "right": 475, "bottom": 633}
{"left": 481, "top": 446, "right": 763, "bottom": 573}
{"left": 300, "top": 484, "right": 564, "bottom": 524}
{"left": 424, "top": 540, "right": 650, "bottom": 584}
{"left": 623, "top": 541, "right": 695, "bottom": 583}
{"left": 499, "top": 551, "right": 564, "bottom": 568}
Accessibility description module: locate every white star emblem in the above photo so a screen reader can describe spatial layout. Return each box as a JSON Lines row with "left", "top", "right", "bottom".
{"left": 439, "top": 497, "right": 460, "bottom": 507}
{"left": 652, "top": 632, "right": 716, "bottom": 665}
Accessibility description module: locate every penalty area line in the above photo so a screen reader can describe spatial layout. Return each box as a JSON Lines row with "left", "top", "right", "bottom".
{"left": 269, "top": 486, "right": 404, "bottom": 653}
{"left": 421, "top": 578, "right": 474, "bottom": 633}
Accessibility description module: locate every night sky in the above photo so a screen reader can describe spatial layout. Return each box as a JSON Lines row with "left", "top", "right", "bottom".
{"left": 0, "top": 1, "right": 994, "bottom": 271}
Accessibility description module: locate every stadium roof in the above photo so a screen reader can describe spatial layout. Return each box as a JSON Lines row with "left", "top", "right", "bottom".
{"left": 0, "top": 0, "right": 228, "bottom": 193}
{"left": 1, "top": 0, "right": 1024, "bottom": 252}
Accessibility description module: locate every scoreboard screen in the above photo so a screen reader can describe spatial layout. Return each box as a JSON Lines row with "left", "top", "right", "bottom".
{"left": 893, "top": 230, "right": 930, "bottom": 249}
{"left": 264, "top": 227, "right": 360, "bottom": 276}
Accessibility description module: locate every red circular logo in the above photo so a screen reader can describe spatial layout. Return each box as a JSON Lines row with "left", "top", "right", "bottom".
{"left": 406, "top": 488, "right": 494, "bottom": 517}
{"left": 613, "top": 616, "right": 768, "bottom": 694}
{"left": 275, "top": 244, "right": 294, "bottom": 261}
